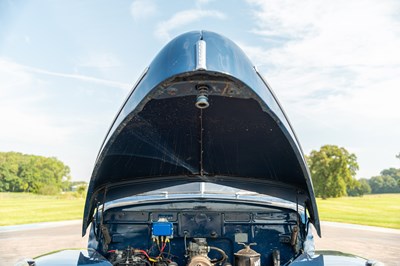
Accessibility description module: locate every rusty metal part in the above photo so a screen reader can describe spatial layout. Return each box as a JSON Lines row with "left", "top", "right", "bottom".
{"left": 188, "top": 255, "right": 212, "bottom": 266}
{"left": 234, "top": 244, "right": 260, "bottom": 266}
{"left": 290, "top": 226, "right": 298, "bottom": 246}
{"left": 272, "top": 249, "right": 280, "bottom": 266}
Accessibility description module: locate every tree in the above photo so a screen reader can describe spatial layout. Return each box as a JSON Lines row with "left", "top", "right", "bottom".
{"left": 307, "top": 145, "right": 359, "bottom": 199}
{"left": 347, "top": 178, "right": 371, "bottom": 196}
{"left": 0, "top": 151, "right": 71, "bottom": 194}
{"left": 75, "top": 184, "right": 87, "bottom": 198}
{"left": 369, "top": 175, "right": 400, "bottom": 193}
{"left": 380, "top": 168, "right": 400, "bottom": 187}
{"left": 0, "top": 152, "right": 23, "bottom": 192}
{"left": 380, "top": 168, "right": 400, "bottom": 179}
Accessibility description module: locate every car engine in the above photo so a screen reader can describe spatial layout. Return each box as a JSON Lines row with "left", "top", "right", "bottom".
{"left": 89, "top": 201, "right": 305, "bottom": 266}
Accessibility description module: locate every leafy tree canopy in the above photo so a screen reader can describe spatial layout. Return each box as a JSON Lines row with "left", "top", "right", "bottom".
{"left": 366, "top": 165, "right": 400, "bottom": 193}
{"left": 0, "top": 151, "right": 71, "bottom": 194}
{"left": 380, "top": 168, "right": 400, "bottom": 181}
{"left": 307, "top": 145, "right": 359, "bottom": 199}
{"left": 347, "top": 178, "right": 371, "bottom": 196}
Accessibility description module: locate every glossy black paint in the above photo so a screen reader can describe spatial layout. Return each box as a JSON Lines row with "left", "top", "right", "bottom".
{"left": 33, "top": 249, "right": 111, "bottom": 265}
{"left": 31, "top": 249, "right": 372, "bottom": 266}
{"left": 289, "top": 251, "right": 371, "bottom": 266}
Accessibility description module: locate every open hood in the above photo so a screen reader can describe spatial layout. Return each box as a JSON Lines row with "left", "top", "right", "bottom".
{"left": 83, "top": 31, "right": 320, "bottom": 237}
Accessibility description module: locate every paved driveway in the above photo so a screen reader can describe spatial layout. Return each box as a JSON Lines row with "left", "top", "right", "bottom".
{"left": 1, "top": 220, "right": 399, "bottom": 266}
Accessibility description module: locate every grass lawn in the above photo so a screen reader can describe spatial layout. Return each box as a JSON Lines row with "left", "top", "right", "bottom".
{"left": 1, "top": 192, "right": 399, "bottom": 229}
{"left": 317, "top": 193, "right": 400, "bottom": 229}
{"left": 0, "top": 192, "right": 85, "bottom": 226}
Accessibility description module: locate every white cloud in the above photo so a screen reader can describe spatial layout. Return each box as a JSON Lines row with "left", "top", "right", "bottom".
{"left": 245, "top": 0, "right": 400, "bottom": 118}
{"left": 247, "top": 0, "right": 400, "bottom": 66}
{"left": 155, "top": 9, "right": 226, "bottom": 41}
{"left": 195, "top": 0, "right": 216, "bottom": 7}
{"left": 0, "top": 58, "right": 128, "bottom": 180}
{"left": 78, "top": 52, "right": 121, "bottom": 68}
{"left": 244, "top": 0, "right": 400, "bottom": 177}
{"left": 0, "top": 58, "right": 130, "bottom": 91}
{"left": 130, "top": 0, "right": 157, "bottom": 20}
{"left": 31, "top": 68, "right": 130, "bottom": 90}
{"left": 0, "top": 59, "right": 71, "bottom": 146}
{"left": 75, "top": 52, "right": 126, "bottom": 80}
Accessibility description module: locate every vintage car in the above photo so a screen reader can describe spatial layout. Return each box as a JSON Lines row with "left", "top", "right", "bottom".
{"left": 25, "top": 31, "right": 381, "bottom": 266}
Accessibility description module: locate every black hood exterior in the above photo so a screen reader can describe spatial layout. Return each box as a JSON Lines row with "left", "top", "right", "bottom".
{"left": 83, "top": 31, "right": 320, "bottom": 237}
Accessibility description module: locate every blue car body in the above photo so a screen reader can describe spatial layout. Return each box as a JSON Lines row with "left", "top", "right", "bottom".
{"left": 28, "top": 31, "right": 377, "bottom": 266}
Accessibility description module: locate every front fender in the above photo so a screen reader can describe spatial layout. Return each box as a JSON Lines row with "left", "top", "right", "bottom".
{"left": 31, "top": 249, "right": 111, "bottom": 266}
{"left": 289, "top": 251, "right": 383, "bottom": 266}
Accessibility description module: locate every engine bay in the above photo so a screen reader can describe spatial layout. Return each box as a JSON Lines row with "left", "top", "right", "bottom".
{"left": 88, "top": 201, "right": 306, "bottom": 266}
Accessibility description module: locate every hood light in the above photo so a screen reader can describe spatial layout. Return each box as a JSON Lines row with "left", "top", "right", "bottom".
{"left": 195, "top": 85, "right": 210, "bottom": 109}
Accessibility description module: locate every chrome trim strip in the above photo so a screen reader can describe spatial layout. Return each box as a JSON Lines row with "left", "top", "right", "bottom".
{"left": 196, "top": 40, "right": 207, "bottom": 70}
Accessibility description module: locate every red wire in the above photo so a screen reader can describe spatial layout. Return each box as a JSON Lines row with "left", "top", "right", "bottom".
{"left": 138, "top": 250, "right": 151, "bottom": 259}
{"left": 160, "top": 241, "right": 167, "bottom": 253}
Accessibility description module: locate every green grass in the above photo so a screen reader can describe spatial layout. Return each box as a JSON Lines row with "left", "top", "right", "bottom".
{"left": 1, "top": 193, "right": 399, "bottom": 229}
{"left": 317, "top": 193, "right": 400, "bottom": 229}
{"left": 0, "top": 192, "right": 85, "bottom": 226}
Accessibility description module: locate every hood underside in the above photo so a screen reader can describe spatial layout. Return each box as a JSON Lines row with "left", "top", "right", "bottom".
{"left": 83, "top": 31, "right": 320, "bottom": 237}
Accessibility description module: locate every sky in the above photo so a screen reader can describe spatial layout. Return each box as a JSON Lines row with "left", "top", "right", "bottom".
{"left": 1, "top": 0, "right": 399, "bottom": 182}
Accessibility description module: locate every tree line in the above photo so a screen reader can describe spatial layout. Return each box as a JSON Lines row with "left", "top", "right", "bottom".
{"left": 0, "top": 151, "right": 72, "bottom": 195}
{"left": 1, "top": 148, "right": 398, "bottom": 198}
{"left": 307, "top": 145, "right": 400, "bottom": 199}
